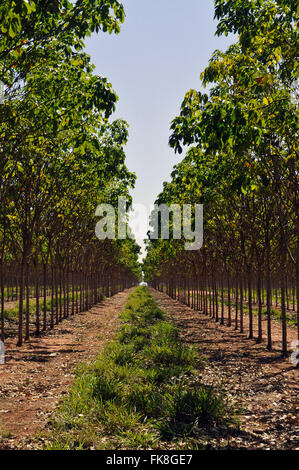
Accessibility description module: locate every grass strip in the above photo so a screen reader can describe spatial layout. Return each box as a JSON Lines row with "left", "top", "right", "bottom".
{"left": 42, "top": 286, "right": 238, "bottom": 450}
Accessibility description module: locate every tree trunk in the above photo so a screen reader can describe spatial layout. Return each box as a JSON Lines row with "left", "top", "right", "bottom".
{"left": 17, "top": 259, "right": 25, "bottom": 346}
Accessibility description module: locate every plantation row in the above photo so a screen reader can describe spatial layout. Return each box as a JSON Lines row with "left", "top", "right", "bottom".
{"left": 1, "top": 263, "right": 136, "bottom": 343}
{"left": 144, "top": 0, "right": 298, "bottom": 357}
{"left": 0, "top": 1, "right": 141, "bottom": 346}
{"left": 151, "top": 276, "right": 297, "bottom": 356}
{"left": 0, "top": 266, "right": 132, "bottom": 305}
{"left": 43, "top": 287, "right": 235, "bottom": 450}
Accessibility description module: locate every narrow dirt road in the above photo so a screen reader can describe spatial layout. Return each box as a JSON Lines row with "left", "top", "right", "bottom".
{"left": 151, "top": 289, "right": 299, "bottom": 450}
{"left": 0, "top": 289, "right": 133, "bottom": 450}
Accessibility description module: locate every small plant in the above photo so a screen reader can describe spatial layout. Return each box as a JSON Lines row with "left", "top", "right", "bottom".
{"left": 1, "top": 428, "right": 12, "bottom": 439}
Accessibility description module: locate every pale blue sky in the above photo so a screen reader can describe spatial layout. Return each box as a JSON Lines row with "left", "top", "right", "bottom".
{"left": 85, "top": 0, "right": 234, "bottom": 252}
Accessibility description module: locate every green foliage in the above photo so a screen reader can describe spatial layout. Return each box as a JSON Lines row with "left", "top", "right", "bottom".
{"left": 143, "top": 1, "right": 298, "bottom": 346}
{"left": 0, "top": 1, "right": 141, "bottom": 346}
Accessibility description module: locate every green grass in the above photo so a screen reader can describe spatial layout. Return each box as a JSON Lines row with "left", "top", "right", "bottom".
{"left": 2, "top": 291, "right": 103, "bottom": 321}
{"left": 41, "top": 286, "right": 238, "bottom": 450}
{"left": 219, "top": 298, "right": 297, "bottom": 327}
{"left": 263, "top": 308, "right": 297, "bottom": 326}
{"left": 172, "top": 288, "right": 297, "bottom": 327}
{"left": 2, "top": 296, "right": 71, "bottom": 320}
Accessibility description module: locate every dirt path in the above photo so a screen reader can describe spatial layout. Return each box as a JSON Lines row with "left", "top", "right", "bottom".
{"left": 151, "top": 289, "right": 299, "bottom": 450}
{"left": 0, "top": 289, "right": 133, "bottom": 450}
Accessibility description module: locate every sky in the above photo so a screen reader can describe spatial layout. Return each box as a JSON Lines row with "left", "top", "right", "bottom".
{"left": 85, "top": 0, "right": 234, "bottom": 255}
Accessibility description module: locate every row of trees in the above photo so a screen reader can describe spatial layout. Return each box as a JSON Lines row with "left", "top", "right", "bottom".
{"left": 144, "top": 0, "right": 298, "bottom": 356}
{"left": 0, "top": 1, "right": 141, "bottom": 345}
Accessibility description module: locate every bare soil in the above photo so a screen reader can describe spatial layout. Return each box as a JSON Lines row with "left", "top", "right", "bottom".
{"left": 150, "top": 288, "right": 299, "bottom": 450}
